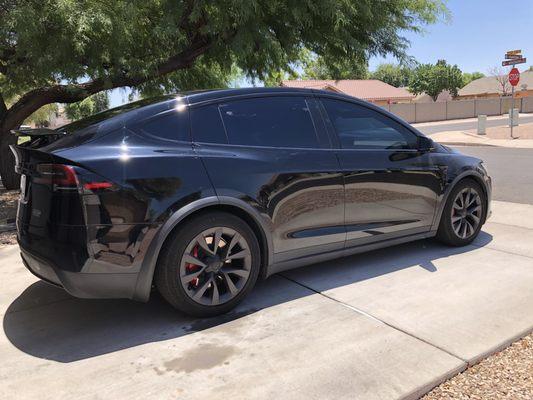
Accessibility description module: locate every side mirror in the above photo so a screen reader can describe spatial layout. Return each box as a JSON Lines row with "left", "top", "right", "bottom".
{"left": 418, "top": 136, "right": 435, "bottom": 152}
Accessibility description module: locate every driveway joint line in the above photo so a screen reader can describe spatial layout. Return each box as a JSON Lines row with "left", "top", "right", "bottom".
{"left": 470, "top": 241, "right": 533, "bottom": 260}
{"left": 279, "top": 273, "right": 467, "bottom": 363}
{"left": 486, "top": 220, "right": 533, "bottom": 230}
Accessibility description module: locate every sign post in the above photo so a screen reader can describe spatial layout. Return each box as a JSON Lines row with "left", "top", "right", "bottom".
{"left": 503, "top": 50, "right": 526, "bottom": 139}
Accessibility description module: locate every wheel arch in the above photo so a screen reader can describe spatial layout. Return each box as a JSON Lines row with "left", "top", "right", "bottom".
{"left": 432, "top": 169, "right": 491, "bottom": 231}
{"left": 132, "top": 196, "right": 273, "bottom": 302}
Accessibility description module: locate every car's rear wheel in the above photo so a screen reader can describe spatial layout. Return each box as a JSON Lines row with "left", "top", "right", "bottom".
{"left": 437, "top": 179, "right": 486, "bottom": 246}
{"left": 155, "top": 211, "right": 260, "bottom": 317}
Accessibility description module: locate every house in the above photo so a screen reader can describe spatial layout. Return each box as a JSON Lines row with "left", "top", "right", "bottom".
{"left": 281, "top": 79, "right": 415, "bottom": 106}
{"left": 458, "top": 70, "right": 533, "bottom": 99}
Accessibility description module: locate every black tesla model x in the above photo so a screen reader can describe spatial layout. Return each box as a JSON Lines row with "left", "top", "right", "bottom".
{"left": 11, "top": 88, "right": 491, "bottom": 317}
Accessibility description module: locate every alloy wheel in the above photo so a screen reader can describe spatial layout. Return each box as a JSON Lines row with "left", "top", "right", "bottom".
{"left": 179, "top": 227, "right": 252, "bottom": 306}
{"left": 451, "top": 187, "right": 482, "bottom": 239}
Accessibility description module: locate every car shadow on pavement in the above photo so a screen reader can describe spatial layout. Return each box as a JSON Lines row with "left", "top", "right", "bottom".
{"left": 3, "top": 231, "right": 493, "bottom": 363}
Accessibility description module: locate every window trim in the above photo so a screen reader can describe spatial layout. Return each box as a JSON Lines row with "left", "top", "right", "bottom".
{"left": 316, "top": 95, "right": 422, "bottom": 151}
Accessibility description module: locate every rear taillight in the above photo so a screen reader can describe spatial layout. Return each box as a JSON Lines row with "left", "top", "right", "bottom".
{"left": 83, "top": 182, "right": 113, "bottom": 190}
{"left": 35, "top": 164, "right": 79, "bottom": 188}
{"left": 35, "top": 163, "right": 114, "bottom": 192}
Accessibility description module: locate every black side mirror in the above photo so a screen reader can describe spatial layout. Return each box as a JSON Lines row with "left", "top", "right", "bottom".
{"left": 418, "top": 136, "right": 435, "bottom": 152}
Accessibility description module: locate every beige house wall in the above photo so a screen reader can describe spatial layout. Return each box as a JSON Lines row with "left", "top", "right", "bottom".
{"left": 474, "top": 98, "right": 501, "bottom": 116}
{"left": 447, "top": 100, "right": 475, "bottom": 119}
{"left": 380, "top": 95, "right": 533, "bottom": 123}
{"left": 389, "top": 103, "right": 416, "bottom": 123}
{"left": 522, "top": 96, "right": 533, "bottom": 113}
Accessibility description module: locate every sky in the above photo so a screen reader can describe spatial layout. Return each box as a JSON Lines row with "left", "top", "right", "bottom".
{"left": 110, "top": 0, "right": 533, "bottom": 107}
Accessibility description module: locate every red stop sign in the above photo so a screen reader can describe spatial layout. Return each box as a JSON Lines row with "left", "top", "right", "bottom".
{"left": 509, "top": 68, "right": 520, "bottom": 86}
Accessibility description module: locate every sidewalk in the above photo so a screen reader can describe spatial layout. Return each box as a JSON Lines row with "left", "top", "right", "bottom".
{"left": 412, "top": 113, "right": 532, "bottom": 129}
{"left": 431, "top": 122, "right": 533, "bottom": 148}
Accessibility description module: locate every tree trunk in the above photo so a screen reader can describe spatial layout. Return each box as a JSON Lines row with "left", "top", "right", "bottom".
{"left": 0, "top": 130, "right": 20, "bottom": 190}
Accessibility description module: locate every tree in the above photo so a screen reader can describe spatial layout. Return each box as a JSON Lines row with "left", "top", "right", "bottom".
{"left": 370, "top": 63, "right": 414, "bottom": 87}
{"left": 488, "top": 67, "right": 510, "bottom": 96}
{"left": 301, "top": 54, "right": 369, "bottom": 80}
{"left": 461, "top": 71, "right": 485, "bottom": 87}
{"left": 24, "top": 104, "right": 58, "bottom": 127}
{"left": 64, "top": 92, "right": 110, "bottom": 121}
{"left": 409, "top": 60, "right": 463, "bottom": 101}
{"left": 0, "top": 0, "right": 447, "bottom": 189}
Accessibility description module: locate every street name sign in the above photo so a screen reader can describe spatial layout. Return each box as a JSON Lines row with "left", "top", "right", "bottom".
{"left": 502, "top": 57, "right": 526, "bottom": 66}
{"left": 506, "top": 50, "right": 522, "bottom": 56}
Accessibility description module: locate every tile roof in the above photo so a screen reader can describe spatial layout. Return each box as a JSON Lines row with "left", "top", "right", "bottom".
{"left": 459, "top": 70, "right": 533, "bottom": 96}
{"left": 281, "top": 79, "right": 414, "bottom": 101}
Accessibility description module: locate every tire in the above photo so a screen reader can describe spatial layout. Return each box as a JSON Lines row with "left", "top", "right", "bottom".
{"left": 436, "top": 179, "right": 486, "bottom": 246}
{"left": 155, "top": 211, "right": 261, "bottom": 317}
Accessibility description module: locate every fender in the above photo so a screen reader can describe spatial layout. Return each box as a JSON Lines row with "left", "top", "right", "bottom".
{"left": 430, "top": 168, "right": 492, "bottom": 231}
{"left": 132, "top": 196, "right": 273, "bottom": 302}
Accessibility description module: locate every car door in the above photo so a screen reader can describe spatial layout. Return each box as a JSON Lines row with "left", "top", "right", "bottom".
{"left": 190, "top": 95, "right": 345, "bottom": 263}
{"left": 318, "top": 96, "right": 442, "bottom": 248}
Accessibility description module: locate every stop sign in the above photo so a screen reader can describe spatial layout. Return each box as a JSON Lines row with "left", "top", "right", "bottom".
{"left": 509, "top": 68, "right": 520, "bottom": 86}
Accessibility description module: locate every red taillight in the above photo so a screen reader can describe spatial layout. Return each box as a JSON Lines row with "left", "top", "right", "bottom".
{"left": 83, "top": 182, "right": 113, "bottom": 190}
{"left": 35, "top": 163, "right": 113, "bottom": 191}
{"left": 35, "top": 164, "right": 79, "bottom": 188}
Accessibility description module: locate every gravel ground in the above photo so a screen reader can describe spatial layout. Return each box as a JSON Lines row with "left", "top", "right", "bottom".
{"left": 0, "top": 189, "right": 19, "bottom": 222}
{"left": 423, "top": 332, "right": 533, "bottom": 399}
{"left": 0, "top": 230, "right": 17, "bottom": 247}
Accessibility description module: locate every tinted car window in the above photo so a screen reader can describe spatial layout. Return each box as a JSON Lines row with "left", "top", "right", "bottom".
{"left": 190, "top": 105, "right": 228, "bottom": 144}
{"left": 58, "top": 95, "right": 175, "bottom": 133}
{"left": 322, "top": 99, "right": 418, "bottom": 150}
{"left": 219, "top": 97, "right": 319, "bottom": 148}
{"left": 140, "top": 110, "right": 190, "bottom": 142}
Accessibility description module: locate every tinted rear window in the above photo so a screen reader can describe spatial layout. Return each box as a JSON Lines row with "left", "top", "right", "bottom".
{"left": 219, "top": 97, "right": 319, "bottom": 148}
{"left": 190, "top": 105, "right": 228, "bottom": 144}
{"left": 57, "top": 95, "right": 174, "bottom": 133}
{"left": 139, "top": 110, "right": 190, "bottom": 142}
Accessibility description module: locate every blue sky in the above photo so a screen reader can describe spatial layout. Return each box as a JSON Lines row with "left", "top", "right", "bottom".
{"left": 110, "top": 0, "right": 533, "bottom": 107}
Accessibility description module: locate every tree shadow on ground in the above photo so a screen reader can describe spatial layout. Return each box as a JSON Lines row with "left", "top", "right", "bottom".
{"left": 3, "top": 231, "right": 492, "bottom": 363}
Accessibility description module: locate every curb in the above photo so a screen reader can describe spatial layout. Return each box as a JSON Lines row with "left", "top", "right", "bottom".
{"left": 402, "top": 326, "right": 533, "bottom": 400}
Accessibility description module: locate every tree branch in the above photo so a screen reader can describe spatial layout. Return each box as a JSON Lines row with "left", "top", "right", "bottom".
{"left": 1, "top": 37, "right": 213, "bottom": 131}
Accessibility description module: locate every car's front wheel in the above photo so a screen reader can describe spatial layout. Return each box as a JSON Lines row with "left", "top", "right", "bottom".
{"left": 437, "top": 179, "right": 486, "bottom": 246}
{"left": 155, "top": 211, "right": 261, "bottom": 317}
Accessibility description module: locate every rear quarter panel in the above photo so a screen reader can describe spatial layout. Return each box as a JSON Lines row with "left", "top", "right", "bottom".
{"left": 46, "top": 127, "right": 216, "bottom": 273}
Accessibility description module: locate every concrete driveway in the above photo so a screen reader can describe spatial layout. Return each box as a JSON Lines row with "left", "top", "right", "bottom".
{"left": 1, "top": 200, "right": 532, "bottom": 400}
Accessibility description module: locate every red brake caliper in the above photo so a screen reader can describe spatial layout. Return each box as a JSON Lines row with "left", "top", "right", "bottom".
{"left": 186, "top": 245, "right": 200, "bottom": 287}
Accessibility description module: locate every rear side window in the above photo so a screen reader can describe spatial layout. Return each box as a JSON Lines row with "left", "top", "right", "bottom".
{"left": 322, "top": 98, "right": 418, "bottom": 150}
{"left": 190, "top": 105, "right": 228, "bottom": 144}
{"left": 219, "top": 97, "right": 319, "bottom": 148}
{"left": 140, "top": 110, "right": 190, "bottom": 142}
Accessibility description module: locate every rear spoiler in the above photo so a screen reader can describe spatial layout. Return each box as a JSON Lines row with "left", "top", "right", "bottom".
{"left": 11, "top": 127, "right": 66, "bottom": 148}
{"left": 11, "top": 128, "right": 65, "bottom": 137}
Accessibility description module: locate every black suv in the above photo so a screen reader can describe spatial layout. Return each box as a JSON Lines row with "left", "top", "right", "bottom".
{"left": 11, "top": 88, "right": 491, "bottom": 316}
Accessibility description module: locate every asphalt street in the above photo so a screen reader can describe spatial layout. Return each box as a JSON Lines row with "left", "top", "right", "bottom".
{"left": 452, "top": 146, "right": 533, "bottom": 205}
{"left": 415, "top": 114, "right": 533, "bottom": 135}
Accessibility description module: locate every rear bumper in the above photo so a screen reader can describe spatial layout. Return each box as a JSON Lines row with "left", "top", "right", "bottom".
{"left": 20, "top": 246, "right": 140, "bottom": 300}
